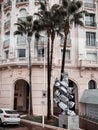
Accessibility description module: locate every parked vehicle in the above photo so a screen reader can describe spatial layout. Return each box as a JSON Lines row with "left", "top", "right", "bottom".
{"left": 0, "top": 108, "right": 20, "bottom": 125}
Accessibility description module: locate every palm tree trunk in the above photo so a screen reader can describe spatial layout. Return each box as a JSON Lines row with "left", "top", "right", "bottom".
{"left": 28, "top": 37, "right": 33, "bottom": 115}
{"left": 50, "top": 32, "right": 55, "bottom": 83}
{"left": 47, "top": 36, "right": 51, "bottom": 119}
{"left": 60, "top": 24, "right": 69, "bottom": 81}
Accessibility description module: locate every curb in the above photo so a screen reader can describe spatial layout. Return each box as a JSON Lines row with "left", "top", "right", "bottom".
{"left": 21, "top": 119, "right": 66, "bottom": 130}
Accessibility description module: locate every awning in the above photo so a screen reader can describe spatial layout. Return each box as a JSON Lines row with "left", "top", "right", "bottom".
{"left": 80, "top": 89, "right": 98, "bottom": 104}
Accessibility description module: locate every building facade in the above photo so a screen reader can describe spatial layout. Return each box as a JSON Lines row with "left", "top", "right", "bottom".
{"left": 0, "top": 0, "right": 98, "bottom": 118}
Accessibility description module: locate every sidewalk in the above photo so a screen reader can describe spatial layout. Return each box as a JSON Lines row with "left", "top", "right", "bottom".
{"left": 21, "top": 118, "right": 82, "bottom": 130}
{"left": 21, "top": 119, "right": 66, "bottom": 130}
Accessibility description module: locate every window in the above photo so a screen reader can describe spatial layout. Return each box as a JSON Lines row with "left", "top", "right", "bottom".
{"left": 18, "top": 49, "right": 26, "bottom": 58}
{"left": 19, "top": 8, "right": 27, "bottom": 18}
{"left": 17, "top": 35, "right": 26, "bottom": 44}
{"left": 86, "top": 52, "right": 97, "bottom": 61}
{"left": 60, "top": 33, "right": 71, "bottom": 45}
{"left": 5, "top": 31, "right": 10, "bottom": 40}
{"left": 6, "top": 13, "right": 11, "bottom": 20}
{"left": 88, "top": 80, "right": 96, "bottom": 89}
{"left": 85, "top": 0, "right": 94, "bottom": 3}
{"left": 37, "top": 47, "right": 45, "bottom": 57}
{"left": 85, "top": 13, "right": 96, "bottom": 27}
{"left": 5, "top": 50, "right": 9, "bottom": 59}
{"left": 86, "top": 32, "right": 96, "bottom": 46}
{"left": 61, "top": 49, "right": 70, "bottom": 61}
{"left": 4, "top": 13, "right": 11, "bottom": 28}
{"left": 84, "top": 0, "right": 95, "bottom": 8}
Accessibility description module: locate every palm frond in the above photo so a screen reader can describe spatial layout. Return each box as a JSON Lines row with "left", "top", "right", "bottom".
{"left": 35, "top": 32, "right": 40, "bottom": 41}
{"left": 14, "top": 30, "right": 23, "bottom": 35}
{"left": 26, "top": 16, "right": 33, "bottom": 22}
{"left": 76, "top": 0, "right": 83, "bottom": 9}
{"left": 62, "top": 0, "right": 68, "bottom": 8}
{"left": 79, "top": 10, "right": 88, "bottom": 15}
{"left": 68, "top": 1, "right": 78, "bottom": 14}
{"left": 38, "top": 0, "right": 47, "bottom": 11}
{"left": 14, "top": 23, "right": 26, "bottom": 33}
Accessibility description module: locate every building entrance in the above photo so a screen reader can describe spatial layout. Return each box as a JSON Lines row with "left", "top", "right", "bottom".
{"left": 14, "top": 79, "right": 29, "bottom": 113}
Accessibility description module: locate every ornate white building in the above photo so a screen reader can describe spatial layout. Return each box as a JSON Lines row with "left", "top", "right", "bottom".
{"left": 0, "top": 0, "right": 98, "bottom": 118}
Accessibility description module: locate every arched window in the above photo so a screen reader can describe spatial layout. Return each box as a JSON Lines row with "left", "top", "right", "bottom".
{"left": 19, "top": 8, "right": 27, "bottom": 18}
{"left": 88, "top": 80, "right": 96, "bottom": 89}
{"left": 6, "top": 13, "right": 10, "bottom": 20}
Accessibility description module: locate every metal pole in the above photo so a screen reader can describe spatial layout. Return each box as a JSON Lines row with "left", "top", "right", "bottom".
{"left": 41, "top": 101, "right": 45, "bottom": 128}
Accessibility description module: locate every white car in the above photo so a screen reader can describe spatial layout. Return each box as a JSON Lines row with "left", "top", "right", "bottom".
{"left": 0, "top": 108, "right": 20, "bottom": 125}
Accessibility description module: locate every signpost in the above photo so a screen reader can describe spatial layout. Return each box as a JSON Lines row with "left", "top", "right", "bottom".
{"left": 41, "top": 100, "right": 45, "bottom": 128}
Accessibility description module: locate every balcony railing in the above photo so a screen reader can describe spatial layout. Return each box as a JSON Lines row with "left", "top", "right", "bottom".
{"left": 84, "top": 2, "right": 96, "bottom": 9}
{"left": 35, "top": 0, "right": 49, "bottom": 5}
{"left": 17, "top": 37, "right": 26, "bottom": 44}
{"left": 16, "top": 0, "right": 29, "bottom": 3}
{"left": 4, "top": 20, "right": 11, "bottom": 29}
{"left": 60, "top": 38, "right": 71, "bottom": 46}
{"left": 3, "top": 39, "right": 10, "bottom": 48}
{"left": 79, "top": 60, "right": 98, "bottom": 68}
{"left": 58, "top": 59, "right": 71, "bottom": 66}
{"left": 85, "top": 21, "right": 96, "bottom": 27}
{"left": 86, "top": 41, "right": 97, "bottom": 47}
{"left": 4, "top": 1, "right": 12, "bottom": 9}
{"left": 17, "top": 17, "right": 26, "bottom": 23}
{"left": 0, "top": 56, "right": 48, "bottom": 67}
{"left": 16, "top": 0, "right": 29, "bottom": 7}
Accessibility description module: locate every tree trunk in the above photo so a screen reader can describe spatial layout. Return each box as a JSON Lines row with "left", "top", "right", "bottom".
{"left": 50, "top": 31, "right": 55, "bottom": 83}
{"left": 47, "top": 36, "right": 51, "bottom": 119}
{"left": 60, "top": 24, "right": 69, "bottom": 81}
{"left": 28, "top": 37, "right": 33, "bottom": 116}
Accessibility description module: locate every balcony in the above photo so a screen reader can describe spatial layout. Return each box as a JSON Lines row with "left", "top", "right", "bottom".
{"left": 60, "top": 39, "right": 72, "bottom": 47}
{"left": 3, "top": 39, "right": 10, "bottom": 48}
{"left": 4, "top": 20, "right": 11, "bottom": 30}
{"left": 85, "top": 21, "right": 97, "bottom": 28}
{"left": 17, "top": 17, "right": 26, "bottom": 22}
{"left": 35, "top": 0, "right": 49, "bottom": 5}
{"left": 0, "top": 56, "right": 47, "bottom": 68}
{"left": 58, "top": 59, "right": 71, "bottom": 67}
{"left": 79, "top": 60, "right": 98, "bottom": 69}
{"left": 16, "top": 0, "right": 29, "bottom": 7}
{"left": 84, "top": 2, "right": 96, "bottom": 9}
{"left": 17, "top": 37, "right": 26, "bottom": 45}
{"left": 4, "top": 1, "right": 12, "bottom": 11}
{"left": 86, "top": 41, "right": 97, "bottom": 48}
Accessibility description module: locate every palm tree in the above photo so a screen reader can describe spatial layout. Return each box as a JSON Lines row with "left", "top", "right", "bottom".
{"left": 14, "top": 16, "right": 42, "bottom": 115}
{"left": 35, "top": 0, "right": 63, "bottom": 119}
{"left": 60, "top": 0, "right": 87, "bottom": 80}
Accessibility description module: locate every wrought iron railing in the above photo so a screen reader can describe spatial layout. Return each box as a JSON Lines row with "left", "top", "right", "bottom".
{"left": 4, "top": 20, "right": 11, "bottom": 29}
{"left": 85, "top": 21, "right": 96, "bottom": 27}
{"left": 3, "top": 39, "right": 10, "bottom": 48}
{"left": 84, "top": 2, "right": 96, "bottom": 8}
{"left": 4, "top": 1, "right": 12, "bottom": 9}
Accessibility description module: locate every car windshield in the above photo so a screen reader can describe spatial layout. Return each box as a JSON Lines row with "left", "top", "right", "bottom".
{"left": 5, "top": 110, "right": 18, "bottom": 114}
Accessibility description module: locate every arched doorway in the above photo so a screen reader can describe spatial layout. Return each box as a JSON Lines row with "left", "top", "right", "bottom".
{"left": 14, "top": 79, "right": 29, "bottom": 113}
{"left": 53, "top": 79, "right": 78, "bottom": 116}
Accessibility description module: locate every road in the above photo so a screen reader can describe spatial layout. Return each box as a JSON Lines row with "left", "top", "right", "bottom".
{"left": 0, "top": 125, "right": 29, "bottom": 130}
